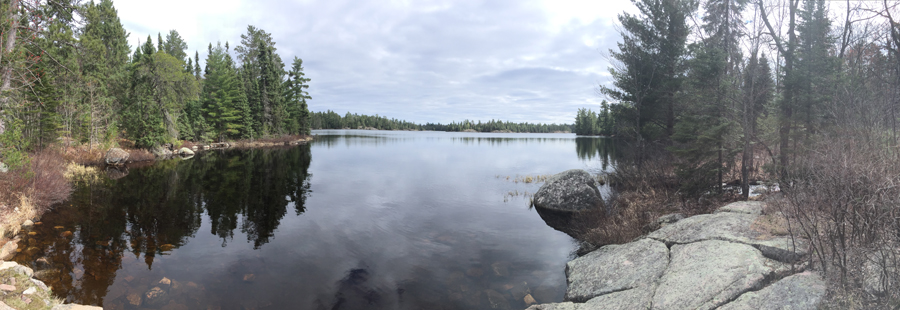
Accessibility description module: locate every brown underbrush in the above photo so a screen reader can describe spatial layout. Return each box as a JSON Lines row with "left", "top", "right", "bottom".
{"left": 127, "top": 148, "right": 156, "bottom": 162}
{"left": 0, "top": 148, "right": 71, "bottom": 237}
{"left": 572, "top": 145, "right": 738, "bottom": 247}
{"left": 775, "top": 134, "right": 900, "bottom": 308}
{"left": 62, "top": 145, "right": 104, "bottom": 165}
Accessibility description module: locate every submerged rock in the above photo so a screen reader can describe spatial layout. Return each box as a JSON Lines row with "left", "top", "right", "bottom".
{"left": 533, "top": 169, "right": 604, "bottom": 212}
{"left": 144, "top": 286, "right": 169, "bottom": 307}
{"left": 105, "top": 147, "right": 129, "bottom": 165}
{"left": 106, "top": 166, "right": 128, "bottom": 180}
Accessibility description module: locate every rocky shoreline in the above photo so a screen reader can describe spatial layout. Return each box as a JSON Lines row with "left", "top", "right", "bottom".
{"left": 527, "top": 201, "right": 825, "bottom": 310}
{"left": 0, "top": 261, "right": 99, "bottom": 310}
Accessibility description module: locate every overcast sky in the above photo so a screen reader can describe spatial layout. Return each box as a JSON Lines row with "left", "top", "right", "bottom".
{"left": 111, "top": 0, "right": 638, "bottom": 124}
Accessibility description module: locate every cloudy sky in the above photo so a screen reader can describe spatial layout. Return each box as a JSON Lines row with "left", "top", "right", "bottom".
{"left": 111, "top": 0, "right": 638, "bottom": 125}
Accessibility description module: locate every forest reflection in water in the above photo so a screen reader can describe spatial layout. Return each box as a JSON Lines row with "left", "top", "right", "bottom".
{"left": 13, "top": 131, "right": 618, "bottom": 310}
{"left": 14, "top": 145, "right": 311, "bottom": 307}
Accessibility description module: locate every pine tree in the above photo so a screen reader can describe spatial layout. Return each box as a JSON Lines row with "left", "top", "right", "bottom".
{"left": 795, "top": 0, "right": 836, "bottom": 136}
{"left": 283, "top": 57, "right": 311, "bottom": 135}
{"left": 194, "top": 51, "right": 202, "bottom": 80}
{"left": 78, "top": 0, "right": 131, "bottom": 146}
{"left": 257, "top": 41, "right": 285, "bottom": 134}
{"left": 600, "top": 0, "right": 696, "bottom": 141}
{"left": 163, "top": 30, "right": 188, "bottom": 62}
{"left": 201, "top": 42, "right": 245, "bottom": 141}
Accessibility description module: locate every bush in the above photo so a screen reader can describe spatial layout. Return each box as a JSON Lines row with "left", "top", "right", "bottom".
{"left": 777, "top": 134, "right": 900, "bottom": 308}
{"left": 0, "top": 149, "right": 70, "bottom": 237}
{"left": 128, "top": 148, "right": 156, "bottom": 163}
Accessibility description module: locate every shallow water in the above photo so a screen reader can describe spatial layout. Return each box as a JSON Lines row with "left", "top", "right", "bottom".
{"left": 15, "top": 130, "right": 613, "bottom": 310}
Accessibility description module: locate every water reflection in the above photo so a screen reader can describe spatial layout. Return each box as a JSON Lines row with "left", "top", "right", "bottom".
{"left": 15, "top": 145, "right": 311, "bottom": 306}
{"left": 15, "top": 131, "right": 590, "bottom": 310}
{"left": 575, "top": 137, "right": 616, "bottom": 171}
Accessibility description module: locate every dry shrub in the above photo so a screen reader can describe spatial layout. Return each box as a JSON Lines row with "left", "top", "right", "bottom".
{"left": 64, "top": 163, "right": 99, "bottom": 184}
{"left": 0, "top": 149, "right": 71, "bottom": 237}
{"left": 63, "top": 145, "right": 104, "bottom": 165}
{"left": 776, "top": 134, "right": 900, "bottom": 308}
{"left": 128, "top": 148, "right": 156, "bottom": 163}
{"left": 180, "top": 140, "right": 197, "bottom": 149}
{"left": 0, "top": 195, "right": 36, "bottom": 237}
{"left": 27, "top": 149, "right": 71, "bottom": 209}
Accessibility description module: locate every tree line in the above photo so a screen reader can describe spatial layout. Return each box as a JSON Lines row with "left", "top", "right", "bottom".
{"left": 0, "top": 0, "right": 311, "bottom": 168}
{"left": 311, "top": 110, "right": 573, "bottom": 133}
{"left": 584, "top": 0, "right": 900, "bottom": 303}
{"left": 576, "top": 0, "right": 900, "bottom": 198}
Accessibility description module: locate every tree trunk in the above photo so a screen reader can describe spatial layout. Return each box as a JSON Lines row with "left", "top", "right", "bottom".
{"left": 0, "top": 0, "right": 20, "bottom": 135}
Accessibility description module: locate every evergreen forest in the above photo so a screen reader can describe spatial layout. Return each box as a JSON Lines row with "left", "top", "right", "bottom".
{"left": 0, "top": 0, "right": 312, "bottom": 169}
{"left": 572, "top": 0, "right": 900, "bottom": 304}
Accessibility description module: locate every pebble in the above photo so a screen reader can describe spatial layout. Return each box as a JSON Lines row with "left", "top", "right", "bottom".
{"left": 0, "top": 284, "right": 15, "bottom": 291}
{"left": 23, "top": 287, "right": 36, "bottom": 295}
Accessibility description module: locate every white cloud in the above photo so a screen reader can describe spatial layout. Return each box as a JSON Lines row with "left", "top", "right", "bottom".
{"left": 111, "top": 0, "right": 629, "bottom": 124}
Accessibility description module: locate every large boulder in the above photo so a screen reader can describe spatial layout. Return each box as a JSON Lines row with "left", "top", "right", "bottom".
{"left": 533, "top": 169, "right": 604, "bottom": 212}
{"left": 177, "top": 147, "right": 194, "bottom": 156}
{"left": 105, "top": 148, "right": 129, "bottom": 165}
{"left": 565, "top": 239, "right": 668, "bottom": 302}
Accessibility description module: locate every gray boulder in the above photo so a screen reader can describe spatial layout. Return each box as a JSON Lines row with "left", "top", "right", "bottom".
{"left": 178, "top": 147, "right": 194, "bottom": 156}
{"left": 0, "top": 161, "right": 7, "bottom": 173}
{"left": 652, "top": 240, "right": 773, "bottom": 310}
{"left": 718, "top": 272, "right": 826, "bottom": 310}
{"left": 105, "top": 147, "right": 129, "bottom": 165}
{"left": 533, "top": 169, "right": 604, "bottom": 212}
{"left": 565, "top": 238, "right": 668, "bottom": 302}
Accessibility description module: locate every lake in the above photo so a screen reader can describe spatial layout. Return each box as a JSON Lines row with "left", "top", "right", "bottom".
{"left": 14, "top": 130, "right": 614, "bottom": 310}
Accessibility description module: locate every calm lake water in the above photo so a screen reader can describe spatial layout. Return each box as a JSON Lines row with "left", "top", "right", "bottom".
{"left": 14, "top": 130, "right": 614, "bottom": 310}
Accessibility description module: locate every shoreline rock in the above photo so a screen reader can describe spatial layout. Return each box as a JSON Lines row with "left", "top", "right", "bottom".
{"left": 528, "top": 201, "right": 825, "bottom": 310}
{"left": 533, "top": 169, "right": 605, "bottom": 213}
{"left": 0, "top": 261, "right": 102, "bottom": 310}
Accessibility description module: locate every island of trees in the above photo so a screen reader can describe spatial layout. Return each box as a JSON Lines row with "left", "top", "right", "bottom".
{"left": 311, "top": 110, "right": 573, "bottom": 133}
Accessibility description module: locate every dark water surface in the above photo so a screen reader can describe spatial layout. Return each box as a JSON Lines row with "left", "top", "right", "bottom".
{"left": 15, "top": 130, "right": 612, "bottom": 310}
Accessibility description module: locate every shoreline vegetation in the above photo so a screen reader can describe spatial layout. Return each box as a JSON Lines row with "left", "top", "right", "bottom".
{"left": 564, "top": 0, "right": 900, "bottom": 307}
